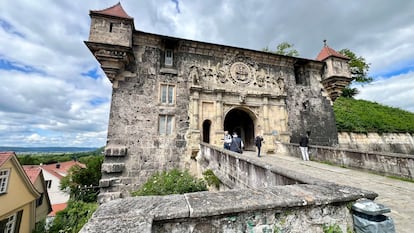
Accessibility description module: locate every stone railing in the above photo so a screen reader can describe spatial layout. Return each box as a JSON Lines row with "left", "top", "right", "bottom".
{"left": 282, "top": 143, "right": 414, "bottom": 180}
{"left": 80, "top": 183, "right": 376, "bottom": 233}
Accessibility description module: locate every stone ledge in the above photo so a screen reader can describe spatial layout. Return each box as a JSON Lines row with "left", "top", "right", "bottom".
{"left": 99, "top": 178, "right": 119, "bottom": 188}
{"left": 81, "top": 183, "right": 377, "bottom": 232}
{"left": 101, "top": 163, "right": 125, "bottom": 173}
{"left": 105, "top": 146, "right": 127, "bottom": 157}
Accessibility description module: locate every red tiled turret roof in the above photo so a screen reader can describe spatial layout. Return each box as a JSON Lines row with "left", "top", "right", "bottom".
{"left": 316, "top": 40, "right": 349, "bottom": 61}
{"left": 90, "top": 2, "right": 133, "bottom": 19}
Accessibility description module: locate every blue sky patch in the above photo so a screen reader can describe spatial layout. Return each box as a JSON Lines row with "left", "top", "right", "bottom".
{"left": 89, "top": 97, "right": 108, "bottom": 106}
{"left": 171, "top": 0, "right": 181, "bottom": 13}
{"left": 82, "top": 67, "right": 101, "bottom": 79}
{"left": 0, "top": 58, "right": 42, "bottom": 74}
{"left": 0, "top": 18, "right": 25, "bottom": 38}
{"left": 372, "top": 61, "right": 414, "bottom": 78}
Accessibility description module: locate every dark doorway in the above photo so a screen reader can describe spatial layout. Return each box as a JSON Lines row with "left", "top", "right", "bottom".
{"left": 224, "top": 108, "right": 255, "bottom": 150}
{"left": 202, "top": 120, "right": 211, "bottom": 143}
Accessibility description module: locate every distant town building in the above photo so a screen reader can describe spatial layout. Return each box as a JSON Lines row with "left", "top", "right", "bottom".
{"left": 38, "top": 161, "right": 85, "bottom": 216}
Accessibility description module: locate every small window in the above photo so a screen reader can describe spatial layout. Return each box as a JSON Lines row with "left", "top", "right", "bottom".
{"left": 109, "top": 23, "right": 114, "bottom": 32}
{"left": 159, "top": 115, "right": 174, "bottom": 135}
{"left": 45, "top": 180, "right": 52, "bottom": 189}
{"left": 2, "top": 213, "right": 16, "bottom": 233}
{"left": 36, "top": 193, "right": 44, "bottom": 207}
{"left": 0, "top": 169, "right": 10, "bottom": 194}
{"left": 160, "top": 84, "right": 175, "bottom": 105}
{"left": 165, "top": 49, "right": 173, "bottom": 66}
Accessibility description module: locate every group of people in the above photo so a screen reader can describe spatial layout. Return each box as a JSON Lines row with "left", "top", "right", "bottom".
{"left": 223, "top": 130, "right": 310, "bottom": 160}
{"left": 223, "top": 131, "right": 265, "bottom": 157}
{"left": 223, "top": 131, "right": 244, "bottom": 153}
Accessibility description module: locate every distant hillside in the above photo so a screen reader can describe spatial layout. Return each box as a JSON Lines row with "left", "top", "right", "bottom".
{"left": 333, "top": 97, "right": 414, "bottom": 134}
{"left": 0, "top": 146, "right": 98, "bottom": 154}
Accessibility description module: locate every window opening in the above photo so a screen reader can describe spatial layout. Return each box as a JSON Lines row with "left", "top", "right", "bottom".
{"left": 160, "top": 84, "right": 175, "bottom": 104}
{"left": 109, "top": 23, "right": 114, "bottom": 32}
{"left": 159, "top": 115, "right": 174, "bottom": 135}
{"left": 0, "top": 169, "right": 10, "bottom": 194}
{"left": 165, "top": 49, "right": 173, "bottom": 66}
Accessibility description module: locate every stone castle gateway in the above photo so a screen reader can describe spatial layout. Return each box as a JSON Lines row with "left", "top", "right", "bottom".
{"left": 85, "top": 3, "right": 352, "bottom": 202}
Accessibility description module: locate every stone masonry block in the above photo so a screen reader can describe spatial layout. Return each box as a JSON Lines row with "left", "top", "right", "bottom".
{"left": 102, "top": 163, "right": 125, "bottom": 173}
{"left": 105, "top": 146, "right": 127, "bottom": 157}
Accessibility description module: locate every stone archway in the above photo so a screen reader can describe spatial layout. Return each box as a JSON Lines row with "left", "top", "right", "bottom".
{"left": 224, "top": 108, "right": 255, "bottom": 150}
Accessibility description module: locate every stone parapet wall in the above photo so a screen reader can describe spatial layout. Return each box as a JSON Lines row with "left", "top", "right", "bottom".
{"left": 198, "top": 143, "right": 324, "bottom": 189}
{"left": 80, "top": 183, "right": 376, "bottom": 233}
{"left": 338, "top": 132, "right": 414, "bottom": 154}
{"left": 282, "top": 143, "right": 414, "bottom": 180}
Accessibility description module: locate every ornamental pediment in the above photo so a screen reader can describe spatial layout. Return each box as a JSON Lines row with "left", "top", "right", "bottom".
{"left": 188, "top": 54, "right": 286, "bottom": 95}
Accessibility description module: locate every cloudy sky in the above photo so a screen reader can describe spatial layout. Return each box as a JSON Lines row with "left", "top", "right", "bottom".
{"left": 1, "top": 0, "right": 413, "bottom": 147}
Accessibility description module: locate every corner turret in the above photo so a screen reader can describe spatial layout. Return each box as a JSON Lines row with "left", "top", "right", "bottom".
{"left": 316, "top": 40, "right": 352, "bottom": 101}
{"left": 84, "top": 3, "right": 135, "bottom": 88}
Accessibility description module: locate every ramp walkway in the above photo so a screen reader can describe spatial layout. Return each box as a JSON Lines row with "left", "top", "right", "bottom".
{"left": 242, "top": 151, "right": 414, "bottom": 233}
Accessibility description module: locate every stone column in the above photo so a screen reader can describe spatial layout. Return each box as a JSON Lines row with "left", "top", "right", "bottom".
{"left": 192, "top": 91, "right": 200, "bottom": 130}
{"left": 263, "top": 96, "right": 269, "bottom": 133}
{"left": 216, "top": 91, "right": 223, "bottom": 127}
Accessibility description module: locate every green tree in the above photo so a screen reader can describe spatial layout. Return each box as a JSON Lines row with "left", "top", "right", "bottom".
{"left": 338, "top": 49, "right": 373, "bottom": 98}
{"left": 60, "top": 155, "right": 103, "bottom": 202}
{"left": 263, "top": 42, "right": 299, "bottom": 57}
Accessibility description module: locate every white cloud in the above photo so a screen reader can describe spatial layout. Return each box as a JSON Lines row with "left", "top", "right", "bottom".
{"left": 356, "top": 71, "right": 414, "bottom": 113}
{"left": 0, "top": 0, "right": 413, "bottom": 147}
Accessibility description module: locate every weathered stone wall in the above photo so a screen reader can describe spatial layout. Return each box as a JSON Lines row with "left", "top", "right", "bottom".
{"left": 80, "top": 183, "right": 376, "bottom": 233}
{"left": 285, "top": 63, "right": 339, "bottom": 147}
{"left": 338, "top": 132, "right": 414, "bottom": 154}
{"left": 282, "top": 143, "right": 414, "bottom": 179}
{"left": 88, "top": 15, "right": 133, "bottom": 47}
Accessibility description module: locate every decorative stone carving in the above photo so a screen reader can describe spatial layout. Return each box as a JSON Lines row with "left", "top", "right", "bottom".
{"left": 188, "top": 59, "right": 286, "bottom": 94}
{"left": 230, "top": 62, "right": 251, "bottom": 84}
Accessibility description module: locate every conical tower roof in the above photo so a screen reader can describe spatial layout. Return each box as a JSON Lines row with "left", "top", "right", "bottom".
{"left": 90, "top": 2, "right": 133, "bottom": 19}
{"left": 316, "top": 40, "right": 349, "bottom": 61}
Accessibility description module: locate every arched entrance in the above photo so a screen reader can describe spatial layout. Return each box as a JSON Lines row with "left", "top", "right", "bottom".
{"left": 202, "top": 120, "right": 211, "bottom": 143}
{"left": 224, "top": 108, "right": 255, "bottom": 150}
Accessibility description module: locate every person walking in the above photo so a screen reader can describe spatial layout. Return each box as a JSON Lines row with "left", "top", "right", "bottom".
{"left": 299, "top": 131, "right": 310, "bottom": 161}
{"left": 230, "top": 132, "right": 243, "bottom": 154}
{"left": 223, "top": 131, "right": 232, "bottom": 150}
{"left": 255, "top": 134, "right": 264, "bottom": 157}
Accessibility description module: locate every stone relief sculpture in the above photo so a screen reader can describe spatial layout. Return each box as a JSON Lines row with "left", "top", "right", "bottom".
{"left": 188, "top": 54, "right": 287, "bottom": 96}
{"left": 189, "top": 66, "right": 200, "bottom": 85}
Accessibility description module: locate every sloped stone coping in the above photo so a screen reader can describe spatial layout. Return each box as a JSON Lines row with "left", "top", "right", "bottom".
{"left": 80, "top": 183, "right": 377, "bottom": 232}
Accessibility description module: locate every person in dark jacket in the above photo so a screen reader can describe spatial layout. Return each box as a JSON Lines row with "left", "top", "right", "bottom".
{"left": 299, "top": 131, "right": 310, "bottom": 161}
{"left": 230, "top": 132, "right": 243, "bottom": 154}
{"left": 255, "top": 134, "right": 264, "bottom": 157}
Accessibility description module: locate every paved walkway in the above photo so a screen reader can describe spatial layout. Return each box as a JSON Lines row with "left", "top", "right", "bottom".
{"left": 243, "top": 151, "right": 414, "bottom": 233}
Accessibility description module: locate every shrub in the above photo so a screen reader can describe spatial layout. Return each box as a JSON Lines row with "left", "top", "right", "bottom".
{"left": 202, "top": 169, "right": 221, "bottom": 189}
{"left": 48, "top": 200, "right": 97, "bottom": 233}
{"left": 131, "top": 168, "right": 207, "bottom": 196}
